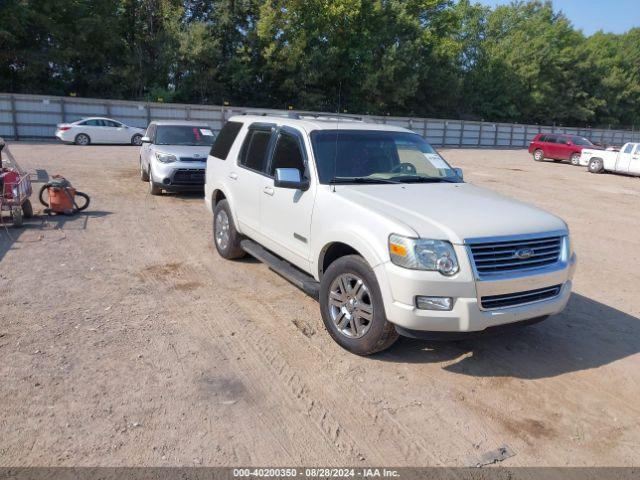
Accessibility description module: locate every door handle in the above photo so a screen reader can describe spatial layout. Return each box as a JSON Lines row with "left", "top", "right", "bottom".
{"left": 228, "top": 172, "right": 238, "bottom": 180}
{"left": 263, "top": 186, "right": 274, "bottom": 196}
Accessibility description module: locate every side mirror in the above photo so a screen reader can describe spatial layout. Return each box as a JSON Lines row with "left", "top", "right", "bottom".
{"left": 141, "top": 136, "right": 151, "bottom": 143}
{"left": 274, "top": 168, "right": 309, "bottom": 191}
{"left": 453, "top": 167, "right": 463, "bottom": 180}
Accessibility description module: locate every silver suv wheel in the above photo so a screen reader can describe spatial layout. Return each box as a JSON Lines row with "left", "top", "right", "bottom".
{"left": 328, "top": 273, "right": 374, "bottom": 338}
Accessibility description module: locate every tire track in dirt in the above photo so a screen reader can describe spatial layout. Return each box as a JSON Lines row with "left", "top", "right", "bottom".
{"left": 140, "top": 190, "right": 463, "bottom": 465}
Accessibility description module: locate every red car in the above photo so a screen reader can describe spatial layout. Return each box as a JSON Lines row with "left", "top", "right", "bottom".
{"left": 528, "top": 133, "right": 601, "bottom": 166}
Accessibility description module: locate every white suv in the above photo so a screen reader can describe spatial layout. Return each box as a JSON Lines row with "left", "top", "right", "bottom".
{"left": 205, "top": 114, "right": 576, "bottom": 355}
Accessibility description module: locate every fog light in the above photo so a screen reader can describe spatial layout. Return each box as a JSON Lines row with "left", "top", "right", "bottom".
{"left": 416, "top": 296, "right": 454, "bottom": 311}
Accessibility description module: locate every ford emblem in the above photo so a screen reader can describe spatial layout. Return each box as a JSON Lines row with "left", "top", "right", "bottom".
{"left": 514, "top": 248, "right": 534, "bottom": 260}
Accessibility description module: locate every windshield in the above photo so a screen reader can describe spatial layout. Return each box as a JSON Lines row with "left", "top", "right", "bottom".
{"left": 311, "top": 130, "right": 459, "bottom": 184}
{"left": 571, "top": 136, "right": 593, "bottom": 146}
{"left": 155, "top": 126, "right": 216, "bottom": 146}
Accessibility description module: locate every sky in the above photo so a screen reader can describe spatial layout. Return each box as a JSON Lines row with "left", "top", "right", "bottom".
{"left": 475, "top": 0, "right": 640, "bottom": 35}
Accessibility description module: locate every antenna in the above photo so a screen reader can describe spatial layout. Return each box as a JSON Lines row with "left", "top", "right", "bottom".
{"left": 332, "top": 82, "right": 342, "bottom": 193}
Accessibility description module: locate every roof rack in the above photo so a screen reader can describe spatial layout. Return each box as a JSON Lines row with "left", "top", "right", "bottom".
{"left": 240, "top": 111, "right": 300, "bottom": 119}
{"left": 299, "top": 113, "right": 364, "bottom": 122}
{"left": 239, "top": 111, "right": 365, "bottom": 122}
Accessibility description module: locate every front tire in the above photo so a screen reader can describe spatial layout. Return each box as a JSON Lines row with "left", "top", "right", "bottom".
{"left": 140, "top": 157, "right": 149, "bottom": 182}
{"left": 131, "top": 134, "right": 143, "bottom": 146}
{"left": 570, "top": 153, "right": 581, "bottom": 166}
{"left": 148, "top": 167, "right": 162, "bottom": 195}
{"left": 22, "top": 199, "right": 34, "bottom": 218}
{"left": 75, "top": 133, "right": 90, "bottom": 146}
{"left": 320, "top": 255, "right": 398, "bottom": 355}
{"left": 533, "top": 149, "right": 544, "bottom": 162}
{"left": 213, "top": 199, "right": 245, "bottom": 259}
{"left": 12, "top": 207, "right": 23, "bottom": 227}
{"left": 588, "top": 158, "right": 604, "bottom": 174}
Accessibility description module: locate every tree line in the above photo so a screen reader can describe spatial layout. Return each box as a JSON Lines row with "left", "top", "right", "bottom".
{"left": 1, "top": 0, "right": 639, "bottom": 127}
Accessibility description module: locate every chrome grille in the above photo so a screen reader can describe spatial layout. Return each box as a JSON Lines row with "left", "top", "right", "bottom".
{"left": 468, "top": 235, "right": 562, "bottom": 275}
{"left": 481, "top": 285, "right": 562, "bottom": 309}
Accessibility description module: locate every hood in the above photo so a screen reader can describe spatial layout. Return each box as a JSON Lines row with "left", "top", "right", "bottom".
{"left": 152, "top": 144, "right": 212, "bottom": 160}
{"left": 335, "top": 183, "right": 567, "bottom": 244}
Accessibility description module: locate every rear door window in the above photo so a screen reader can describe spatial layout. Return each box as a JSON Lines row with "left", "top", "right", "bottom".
{"left": 240, "top": 129, "right": 272, "bottom": 174}
{"left": 623, "top": 144, "right": 634, "bottom": 154}
{"left": 210, "top": 121, "right": 243, "bottom": 160}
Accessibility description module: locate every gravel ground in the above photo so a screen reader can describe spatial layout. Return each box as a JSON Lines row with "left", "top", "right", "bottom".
{"left": 0, "top": 143, "right": 639, "bottom": 467}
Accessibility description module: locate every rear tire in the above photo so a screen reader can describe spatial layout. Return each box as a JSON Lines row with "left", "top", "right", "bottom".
{"left": 533, "top": 149, "right": 544, "bottom": 162}
{"left": 75, "top": 133, "right": 90, "bottom": 146}
{"left": 320, "top": 255, "right": 398, "bottom": 355}
{"left": 588, "top": 158, "right": 604, "bottom": 174}
{"left": 570, "top": 153, "right": 581, "bottom": 166}
{"left": 22, "top": 199, "right": 34, "bottom": 218}
{"left": 213, "top": 199, "right": 245, "bottom": 259}
{"left": 131, "top": 134, "right": 143, "bottom": 146}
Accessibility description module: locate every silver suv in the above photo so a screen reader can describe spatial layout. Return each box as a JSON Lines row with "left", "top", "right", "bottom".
{"left": 140, "top": 121, "right": 216, "bottom": 195}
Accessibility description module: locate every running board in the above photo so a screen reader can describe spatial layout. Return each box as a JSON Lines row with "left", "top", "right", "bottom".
{"left": 240, "top": 239, "right": 320, "bottom": 299}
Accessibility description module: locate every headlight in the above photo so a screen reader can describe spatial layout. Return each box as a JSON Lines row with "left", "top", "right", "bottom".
{"left": 156, "top": 152, "right": 177, "bottom": 163}
{"left": 389, "top": 234, "right": 459, "bottom": 276}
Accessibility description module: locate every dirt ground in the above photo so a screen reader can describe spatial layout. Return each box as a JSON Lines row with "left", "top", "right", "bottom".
{"left": 1, "top": 143, "right": 639, "bottom": 467}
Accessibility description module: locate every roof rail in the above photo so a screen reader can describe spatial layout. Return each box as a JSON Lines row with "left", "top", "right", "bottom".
{"left": 240, "top": 111, "right": 300, "bottom": 119}
{"left": 238, "top": 111, "right": 364, "bottom": 122}
{"left": 298, "top": 113, "right": 364, "bottom": 122}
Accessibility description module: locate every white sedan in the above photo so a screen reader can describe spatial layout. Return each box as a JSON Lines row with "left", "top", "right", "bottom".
{"left": 55, "top": 117, "right": 146, "bottom": 146}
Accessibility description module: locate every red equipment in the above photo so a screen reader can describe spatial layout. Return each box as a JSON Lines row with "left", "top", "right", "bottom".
{"left": 0, "top": 138, "right": 33, "bottom": 227}
{"left": 38, "top": 175, "right": 90, "bottom": 215}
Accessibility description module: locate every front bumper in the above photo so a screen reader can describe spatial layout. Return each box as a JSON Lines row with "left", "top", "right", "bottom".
{"left": 151, "top": 161, "right": 206, "bottom": 189}
{"left": 374, "top": 246, "right": 576, "bottom": 333}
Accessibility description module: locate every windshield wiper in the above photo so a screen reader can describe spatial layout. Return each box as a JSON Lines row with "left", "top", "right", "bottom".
{"left": 329, "top": 176, "right": 401, "bottom": 185}
{"left": 391, "top": 175, "right": 459, "bottom": 184}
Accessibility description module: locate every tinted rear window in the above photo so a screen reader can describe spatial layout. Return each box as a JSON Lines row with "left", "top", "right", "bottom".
{"left": 210, "top": 121, "right": 243, "bottom": 160}
{"left": 240, "top": 129, "right": 272, "bottom": 173}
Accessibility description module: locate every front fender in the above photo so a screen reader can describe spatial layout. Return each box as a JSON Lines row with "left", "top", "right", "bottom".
{"left": 314, "top": 230, "right": 386, "bottom": 281}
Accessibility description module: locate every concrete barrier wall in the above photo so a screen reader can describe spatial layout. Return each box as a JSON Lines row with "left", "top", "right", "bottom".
{"left": 1, "top": 92, "right": 638, "bottom": 147}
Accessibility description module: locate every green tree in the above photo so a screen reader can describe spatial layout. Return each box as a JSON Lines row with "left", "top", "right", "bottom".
{"left": 257, "top": 0, "right": 454, "bottom": 114}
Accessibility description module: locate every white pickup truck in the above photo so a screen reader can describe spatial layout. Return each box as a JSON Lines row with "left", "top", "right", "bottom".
{"left": 205, "top": 114, "right": 576, "bottom": 355}
{"left": 580, "top": 142, "right": 640, "bottom": 176}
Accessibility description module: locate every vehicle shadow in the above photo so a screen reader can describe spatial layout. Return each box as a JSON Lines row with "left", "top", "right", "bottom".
{"left": 375, "top": 293, "right": 640, "bottom": 379}
{"left": 162, "top": 191, "right": 204, "bottom": 201}
{"left": 0, "top": 211, "right": 112, "bottom": 263}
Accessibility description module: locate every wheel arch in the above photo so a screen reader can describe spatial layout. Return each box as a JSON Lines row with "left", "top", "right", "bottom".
{"left": 211, "top": 189, "right": 227, "bottom": 210}
{"left": 318, "top": 241, "right": 371, "bottom": 280}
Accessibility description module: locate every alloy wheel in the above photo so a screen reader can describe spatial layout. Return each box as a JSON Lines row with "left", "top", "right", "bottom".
{"left": 328, "top": 273, "right": 374, "bottom": 339}
{"left": 215, "top": 209, "right": 231, "bottom": 251}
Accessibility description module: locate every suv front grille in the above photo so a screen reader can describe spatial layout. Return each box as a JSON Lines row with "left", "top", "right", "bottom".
{"left": 468, "top": 235, "right": 562, "bottom": 275}
{"left": 173, "top": 168, "right": 205, "bottom": 185}
{"left": 481, "top": 285, "right": 562, "bottom": 309}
